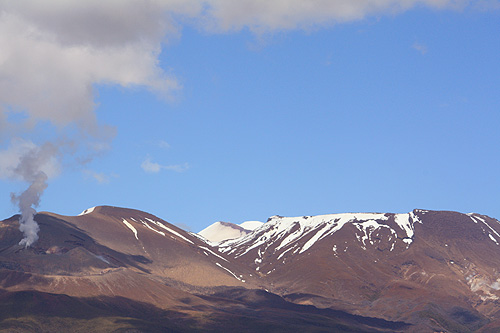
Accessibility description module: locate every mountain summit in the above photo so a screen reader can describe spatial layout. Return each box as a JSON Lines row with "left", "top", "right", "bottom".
{"left": 1, "top": 206, "right": 500, "bottom": 331}
{"left": 198, "top": 220, "right": 264, "bottom": 243}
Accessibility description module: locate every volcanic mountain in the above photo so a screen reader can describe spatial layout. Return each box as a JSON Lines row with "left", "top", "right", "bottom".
{"left": 198, "top": 220, "right": 264, "bottom": 243}
{"left": 1, "top": 206, "right": 500, "bottom": 332}
{"left": 218, "top": 210, "right": 500, "bottom": 331}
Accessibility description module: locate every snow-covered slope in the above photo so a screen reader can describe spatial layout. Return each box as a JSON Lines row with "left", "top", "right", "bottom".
{"left": 199, "top": 221, "right": 251, "bottom": 243}
{"left": 218, "top": 211, "right": 424, "bottom": 262}
{"left": 239, "top": 221, "right": 264, "bottom": 231}
{"left": 78, "top": 206, "right": 96, "bottom": 215}
{"left": 198, "top": 220, "right": 264, "bottom": 243}
{"left": 211, "top": 209, "right": 500, "bottom": 332}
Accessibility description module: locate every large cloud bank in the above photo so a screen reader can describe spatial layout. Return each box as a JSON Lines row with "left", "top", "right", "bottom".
{"left": 0, "top": 0, "right": 479, "bottom": 132}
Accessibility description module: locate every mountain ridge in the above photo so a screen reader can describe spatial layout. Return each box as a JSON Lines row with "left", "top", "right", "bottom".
{"left": 2, "top": 205, "right": 500, "bottom": 332}
{"left": 198, "top": 220, "right": 264, "bottom": 243}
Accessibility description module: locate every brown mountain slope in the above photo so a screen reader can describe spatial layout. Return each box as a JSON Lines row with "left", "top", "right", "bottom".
{"left": 2, "top": 206, "right": 500, "bottom": 332}
{"left": 0, "top": 206, "right": 412, "bottom": 332}
{"left": 0, "top": 206, "right": 259, "bottom": 306}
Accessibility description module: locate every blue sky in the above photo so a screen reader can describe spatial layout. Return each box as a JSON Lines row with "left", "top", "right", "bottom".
{"left": 1, "top": 1, "right": 499, "bottom": 232}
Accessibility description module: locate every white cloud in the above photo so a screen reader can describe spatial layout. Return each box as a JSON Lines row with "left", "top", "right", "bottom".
{"left": 1, "top": 0, "right": 495, "bottom": 196}
{"left": 201, "top": 0, "right": 470, "bottom": 32}
{"left": 2, "top": 0, "right": 199, "bottom": 47}
{"left": 159, "top": 140, "right": 171, "bottom": 149}
{"left": 84, "top": 170, "right": 117, "bottom": 184}
{"left": 141, "top": 157, "right": 189, "bottom": 174}
{"left": 141, "top": 158, "right": 162, "bottom": 173}
{"left": 412, "top": 42, "right": 428, "bottom": 54}
{"left": 0, "top": 9, "right": 180, "bottom": 135}
{"left": 0, "top": 0, "right": 493, "bottom": 135}
{"left": 163, "top": 163, "right": 190, "bottom": 173}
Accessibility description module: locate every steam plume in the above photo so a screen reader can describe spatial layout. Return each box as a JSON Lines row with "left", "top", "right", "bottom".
{"left": 11, "top": 171, "right": 47, "bottom": 247}
{"left": 1, "top": 141, "right": 59, "bottom": 247}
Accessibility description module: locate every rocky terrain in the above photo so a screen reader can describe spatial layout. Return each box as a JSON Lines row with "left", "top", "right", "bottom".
{"left": 1, "top": 206, "right": 500, "bottom": 332}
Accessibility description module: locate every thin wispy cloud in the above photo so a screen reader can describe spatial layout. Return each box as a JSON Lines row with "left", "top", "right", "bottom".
{"left": 474, "top": 0, "right": 500, "bottom": 10}
{"left": 84, "top": 170, "right": 118, "bottom": 184}
{"left": 163, "top": 163, "right": 190, "bottom": 173}
{"left": 158, "top": 140, "right": 171, "bottom": 149}
{"left": 141, "top": 158, "right": 162, "bottom": 173}
{"left": 141, "top": 157, "right": 189, "bottom": 174}
{"left": 412, "top": 42, "right": 428, "bottom": 55}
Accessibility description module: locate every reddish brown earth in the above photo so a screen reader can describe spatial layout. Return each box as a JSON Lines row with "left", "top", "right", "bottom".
{"left": 1, "top": 206, "right": 500, "bottom": 332}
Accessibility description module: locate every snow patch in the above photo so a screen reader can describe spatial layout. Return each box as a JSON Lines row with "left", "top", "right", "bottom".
{"left": 141, "top": 220, "right": 166, "bottom": 236}
{"left": 469, "top": 215, "right": 479, "bottom": 224}
{"left": 78, "top": 206, "right": 96, "bottom": 216}
{"left": 200, "top": 246, "right": 229, "bottom": 262}
{"left": 353, "top": 220, "right": 395, "bottom": 248}
{"left": 239, "top": 221, "right": 264, "bottom": 231}
{"left": 122, "top": 219, "right": 138, "bottom": 240}
{"left": 215, "top": 262, "right": 244, "bottom": 282}
{"left": 277, "top": 246, "right": 295, "bottom": 260}
{"left": 489, "top": 234, "right": 499, "bottom": 245}
{"left": 469, "top": 214, "right": 500, "bottom": 245}
{"left": 145, "top": 218, "right": 194, "bottom": 244}
{"left": 394, "top": 213, "right": 414, "bottom": 238}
